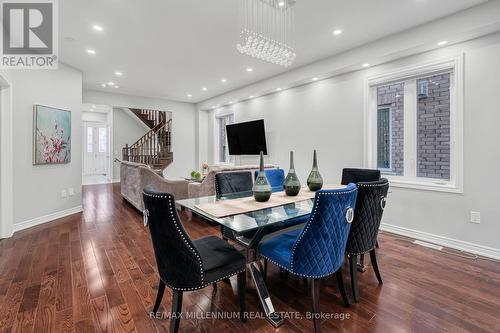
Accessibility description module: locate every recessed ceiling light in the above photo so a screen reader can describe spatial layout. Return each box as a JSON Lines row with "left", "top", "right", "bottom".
{"left": 107, "top": 81, "right": 115, "bottom": 86}
{"left": 221, "top": 78, "right": 227, "bottom": 83}
{"left": 278, "top": 1, "right": 285, "bottom": 7}
{"left": 312, "top": 77, "right": 319, "bottom": 81}
{"left": 249, "top": 95, "right": 255, "bottom": 99}
{"left": 114, "top": 86, "right": 119, "bottom": 89}
{"left": 100, "top": 83, "right": 106, "bottom": 88}
{"left": 333, "top": 29, "right": 343, "bottom": 36}
{"left": 86, "top": 49, "right": 96, "bottom": 55}
{"left": 276, "top": 88, "right": 282, "bottom": 91}
{"left": 92, "top": 25, "right": 103, "bottom": 32}
{"left": 362, "top": 63, "right": 370, "bottom": 67}
{"left": 187, "top": 94, "right": 193, "bottom": 98}
{"left": 202, "top": 87, "right": 207, "bottom": 91}
{"left": 114, "top": 71, "right": 123, "bottom": 76}
{"left": 229, "top": 101, "right": 233, "bottom": 104}
{"left": 247, "top": 67, "right": 253, "bottom": 72}
{"left": 437, "top": 40, "right": 448, "bottom": 46}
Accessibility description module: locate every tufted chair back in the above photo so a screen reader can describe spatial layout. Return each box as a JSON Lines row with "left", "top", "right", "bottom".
{"left": 143, "top": 186, "right": 203, "bottom": 290}
{"left": 215, "top": 171, "right": 253, "bottom": 197}
{"left": 291, "top": 183, "right": 358, "bottom": 278}
{"left": 345, "top": 179, "right": 389, "bottom": 255}
{"left": 341, "top": 168, "right": 380, "bottom": 185}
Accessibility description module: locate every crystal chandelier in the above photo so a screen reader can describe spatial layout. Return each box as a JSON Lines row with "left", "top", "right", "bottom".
{"left": 237, "top": 0, "right": 297, "bottom": 67}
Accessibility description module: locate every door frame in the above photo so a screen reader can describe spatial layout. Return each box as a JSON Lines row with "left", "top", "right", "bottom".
{"left": 0, "top": 73, "right": 14, "bottom": 238}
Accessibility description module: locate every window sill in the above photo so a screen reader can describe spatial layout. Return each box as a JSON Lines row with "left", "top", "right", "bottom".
{"left": 384, "top": 176, "right": 463, "bottom": 194}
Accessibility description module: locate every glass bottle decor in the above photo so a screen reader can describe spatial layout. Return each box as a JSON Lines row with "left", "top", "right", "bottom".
{"left": 253, "top": 151, "right": 272, "bottom": 202}
{"left": 284, "top": 151, "right": 301, "bottom": 196}
{"left": 307, "top": 150, "right": 323, "bottom": 191}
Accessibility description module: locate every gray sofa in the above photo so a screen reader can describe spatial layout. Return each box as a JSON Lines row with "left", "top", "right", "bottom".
{"left": 120, "top": 161, "right": 189, "bottom": 211}
{"left": 188, "top": 164, "right": 277, "bottom": 198}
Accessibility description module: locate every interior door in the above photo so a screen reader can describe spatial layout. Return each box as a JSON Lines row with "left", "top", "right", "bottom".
{"left": 83, "top": 123, "right": 109, "bottom": 175}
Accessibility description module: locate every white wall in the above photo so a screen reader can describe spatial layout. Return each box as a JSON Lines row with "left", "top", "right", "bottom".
{"left": 0, "top": 64, "right": 83, "bottom": 236}
{"left": 111, "top": 107, "right": 148, "bottom": 180}
{"left": 83, "top": 90, "right": 197, "bottom": 178}
{"left": 197, "top": 33, "right": 500, "bottom": 257}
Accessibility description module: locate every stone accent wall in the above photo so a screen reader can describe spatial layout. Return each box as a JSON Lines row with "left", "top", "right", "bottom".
{"left": 377, "top": 83, "right": 404, "bottom": 176}
{"left": 416, "top": 74, "right": 450, "bottom": 180}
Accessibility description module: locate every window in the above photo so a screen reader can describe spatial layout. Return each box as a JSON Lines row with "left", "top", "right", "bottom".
{"left": 86, "top": 127, "right": 93, "bottom": 153}
{"left": 218, "top": 114, "right": 234, "bottom": 163}
{"left": 366, "top": 57, "right": 463, "bottom": 192}
{"left": 98, "top": 127, "right": 107, "bottom": 153}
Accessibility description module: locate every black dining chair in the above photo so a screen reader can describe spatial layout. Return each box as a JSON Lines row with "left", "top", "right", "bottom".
{"left": 215, "top": 171, "right": 254, "bottom": 198}
{"left": 215, "top": 171, "right": 254, "bottom": 241}
{"left": 341, "top": 168, "right": 382, "bottom": 269}
{"left": 341, "top": 168, "right": 381, "bottom": 185}
{"left": 143, "top": 186, "right": 247, "bottom": 332}
{"left": 344, "top": 179, "right": 389, "bottom": 302}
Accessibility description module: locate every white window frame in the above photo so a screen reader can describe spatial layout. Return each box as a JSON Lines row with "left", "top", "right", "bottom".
{"left": 364, "top": 55, "right": 464, "bottom": 193}
{"left": 216, "top": 113, "right": 234, "bottom": 165}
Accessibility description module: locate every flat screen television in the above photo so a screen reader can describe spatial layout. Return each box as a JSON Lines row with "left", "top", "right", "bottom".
{"left": 226, "top": 119, "right": 267, "bottom": 155}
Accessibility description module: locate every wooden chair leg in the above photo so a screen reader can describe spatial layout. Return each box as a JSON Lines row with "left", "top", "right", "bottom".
{"left": 170, "top": 290, "right": 183, "bottom": 333}
{"left": 152, "top": 280, "right": 166, "bottom": 313}
{"left": 349, "top": 255, "right": 360, "bottom": 303}
{"left": 311, "top": 278, "right": 321, "bottom": 333}
{"left": 237, "top": 271, "right": 246, "bottom": 322}
{"left": 370, "top": 249, "right": 383, "bottom": 284}
{"left": 335, "top": 268, "right": 350, "bottom": 307}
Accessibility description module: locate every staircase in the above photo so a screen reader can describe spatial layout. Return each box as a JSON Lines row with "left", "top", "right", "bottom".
{"left": 122, "top": 109, "right": 173, "bottom": 170}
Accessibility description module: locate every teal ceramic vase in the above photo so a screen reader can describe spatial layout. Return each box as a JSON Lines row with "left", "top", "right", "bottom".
{"left": 307, "top": 150, "right": 323, "bottom": 191}
{"left": 284, "top": 151, "right": 301, "bottom": 196}
{"left": 253, "top": 151, "right": 272, "bottom": 202}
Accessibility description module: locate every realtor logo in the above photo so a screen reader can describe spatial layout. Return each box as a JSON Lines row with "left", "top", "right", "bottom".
{"left": 1, "top": 0, "right": 58, "bottom": 69}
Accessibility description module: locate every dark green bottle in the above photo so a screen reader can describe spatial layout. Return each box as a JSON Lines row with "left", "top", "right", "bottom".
{"left": 253, "top": 151, "right": 272, "bottom": 202}
{"left": 284, "top": 151, "right": 301, "bottom": 196}
{"left": 307, "top": 150, "right": 323, "bottom": 191}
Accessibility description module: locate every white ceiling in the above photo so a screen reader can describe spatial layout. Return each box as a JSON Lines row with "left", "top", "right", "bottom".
{"left": 61, "top": 0, "right": 488, "bottom": 103}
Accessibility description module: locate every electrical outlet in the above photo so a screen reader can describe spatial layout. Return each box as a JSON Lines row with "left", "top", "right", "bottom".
{"left": 68, "top": 188, "right": 75, "bottom": 196}
{"left": 470, "top": 211, "right": 481, "bottom": 224}
{"left": 61, "top": 189, "right": 68, "bottom": 198}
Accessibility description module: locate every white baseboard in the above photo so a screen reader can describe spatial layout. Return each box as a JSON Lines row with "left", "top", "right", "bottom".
{"left": 380, "top": 222, "right": 500, "bottom": 260}
{"left": 13, "top": 205, "right": 83, "bottom": 233}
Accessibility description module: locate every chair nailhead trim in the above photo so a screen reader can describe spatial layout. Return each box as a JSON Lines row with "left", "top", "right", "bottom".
{"left": 159, "top": 268, "right": 246, "bottom": 291}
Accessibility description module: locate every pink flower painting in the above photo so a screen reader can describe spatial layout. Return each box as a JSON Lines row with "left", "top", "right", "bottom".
{"left": 34, "top": 105, "right": 71, "bottom": 165}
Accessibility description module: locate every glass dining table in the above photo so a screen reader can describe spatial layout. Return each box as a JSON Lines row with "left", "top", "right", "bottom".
{"left": 176, "top": 188, "right": 315, "bottom": 327}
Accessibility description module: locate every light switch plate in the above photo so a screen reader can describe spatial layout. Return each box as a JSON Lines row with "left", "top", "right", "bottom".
{"left": 61, "top": 189, "right": 67, "bottom": 198}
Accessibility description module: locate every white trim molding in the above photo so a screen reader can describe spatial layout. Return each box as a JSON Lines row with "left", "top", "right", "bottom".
{"left": 13, "top": 205, "right": 83, "bottom": 233}
{"left": 380, "top": 223, "right": 500, "bottom": 260}
{"left": 364, "top": 55, "right": 464, "bottom": 193}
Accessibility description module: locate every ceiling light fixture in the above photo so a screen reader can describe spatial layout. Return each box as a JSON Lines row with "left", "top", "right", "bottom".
{"left": 249, "top": 95, "right": 255, "bottom": 99}
{"left": 100, "top": 83, "right": 106, "bottom": 88}
{"left": 333, "top": 29, "right": 343, "bottom": 36}
{"left": 276, "top": 88, "right": 282, "bottom": 91}
{"left": 237, "top": 0, "right": 296, "bottom": 67}
{"left": 221, "top": 78, "right": 227, "bottom": 83}
{"left": 114, "top": 71, "right": 123, "bottom": 76}
{"left": 312, "top": 77, "right": 319, "bottom": 81}
{"left": 92, "top": 25, "right": 103, "bottom": 32}
{"left": 107, "top": 81, "right": 115, "bottom": 86}
{"left": 187, "top": 94, "right": 193, "bottom": 98}
{"left": 362, "top": 63, "right": 370, "bottom": 67}
{"left": 114, "top": 86, "right": 119, "bottom": 89}
{"left": 246, "top": 67, "right": 253, "bottom": 72}
{"left": 437, "top": 40, "right": 448, "bottom": 46}
{"left": 202, "top": 87, "right": 207, "bottom": 91}
{"left": 86, "top": 49, "right": 96, "bottom": 55}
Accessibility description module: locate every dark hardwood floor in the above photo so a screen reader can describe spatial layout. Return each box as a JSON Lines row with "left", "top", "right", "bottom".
{"left": 1, "top": 183, "right": 500, "bottom": 332}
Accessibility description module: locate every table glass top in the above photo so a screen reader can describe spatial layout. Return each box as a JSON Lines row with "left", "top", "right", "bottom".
{"left": 176, "top": 188, "right": 314, "bottom": 233}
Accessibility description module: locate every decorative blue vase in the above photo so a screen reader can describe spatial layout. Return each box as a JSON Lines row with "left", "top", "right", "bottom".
{"left": 253, "top": 151, "right": 272, "bottom": 202}
{"left": 307, "top": 150, "right": 323, "bottom": 191}
{"left": 284, "top": 151, "right": 301, "bottom": 196}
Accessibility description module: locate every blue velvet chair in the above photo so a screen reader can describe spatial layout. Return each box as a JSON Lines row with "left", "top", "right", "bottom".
{"left": 254, "top": 168, "right": 285, "bottom": 188}
{"left": 259, "top": 184, "right": 358, "bottom": 333}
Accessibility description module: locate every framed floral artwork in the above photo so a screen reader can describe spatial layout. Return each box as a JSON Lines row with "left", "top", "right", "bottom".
{"left": 33, "top": 105, "right": 71, "bottom": 165}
